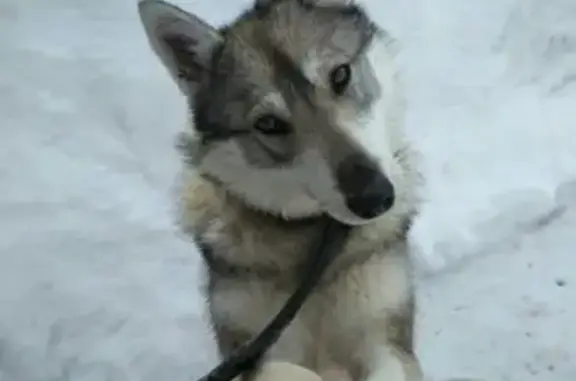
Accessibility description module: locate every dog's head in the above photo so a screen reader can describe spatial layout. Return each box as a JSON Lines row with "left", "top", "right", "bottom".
{"left": 139, "top": 0, "right": 410, "bottom": 225}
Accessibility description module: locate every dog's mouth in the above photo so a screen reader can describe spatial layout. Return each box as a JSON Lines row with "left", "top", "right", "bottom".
{"left": 306, "top": 183, "right": 395, "bottom": 226}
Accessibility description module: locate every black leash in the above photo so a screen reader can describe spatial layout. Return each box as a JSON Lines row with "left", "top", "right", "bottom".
{"left": 198, "top": 215, "right": 352, "bottom": 381}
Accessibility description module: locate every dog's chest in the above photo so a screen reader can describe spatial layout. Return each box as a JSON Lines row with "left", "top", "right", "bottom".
{"left": 203, "top": 212, "right": 414, "bottom": 370}
{"left": 204, "top": 214, "right": 322, "bottom": 279}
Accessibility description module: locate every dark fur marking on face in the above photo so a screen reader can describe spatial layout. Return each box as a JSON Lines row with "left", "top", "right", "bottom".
{"left": 192, "top": 37, "right": 305, "bottom": 168}
{"left": 192, "top": 48, "right": 252, "bottom": 145}
{"left": 255, "top": 35, "right": 315, "bottom": 110}
{"left": 188, "top": 0, "right": 386, "bottom": 173}
{"left": 190, "top": 41, "right": 244, "bottom": 142}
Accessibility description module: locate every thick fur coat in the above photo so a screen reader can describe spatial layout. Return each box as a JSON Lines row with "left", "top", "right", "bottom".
{"left": 138, "top": 0, "right": 425, "bottom": 380}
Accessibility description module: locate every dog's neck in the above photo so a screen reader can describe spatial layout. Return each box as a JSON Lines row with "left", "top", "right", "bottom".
{"left": 183, "top": 172, "right": 340, "bottom": 279}
{"left": 180, "top": 169, "right": 416, "bottom": 282}
{"left": 184, "top": 170, "right": 416, "bottom": 244}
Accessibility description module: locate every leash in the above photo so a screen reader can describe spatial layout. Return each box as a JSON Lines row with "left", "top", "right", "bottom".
{"left": 197, "top": 215, "right": 352, "bottom": 381}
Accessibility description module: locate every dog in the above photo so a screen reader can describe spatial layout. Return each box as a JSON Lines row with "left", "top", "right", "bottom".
{"left": 138, "top": 0, "right": 423, "bottom": 380}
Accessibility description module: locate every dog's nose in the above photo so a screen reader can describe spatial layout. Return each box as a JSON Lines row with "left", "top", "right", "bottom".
{"left": 336, "top": 155, "right": 395, "bottom": 219}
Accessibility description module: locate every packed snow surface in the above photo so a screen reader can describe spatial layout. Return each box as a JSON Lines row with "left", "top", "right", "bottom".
{"left": 1, "top": 0, "right": 575, "bottom": 380}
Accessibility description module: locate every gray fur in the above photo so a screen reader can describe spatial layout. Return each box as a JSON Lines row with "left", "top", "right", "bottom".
{"left": 140, "top": 0, "right": 411, "bottom": 225}
{"left": 191, "top": 0, "right": 380, "bottom": 168}
{"left": 139, "top": 0, "right": 425, "bottom": 380}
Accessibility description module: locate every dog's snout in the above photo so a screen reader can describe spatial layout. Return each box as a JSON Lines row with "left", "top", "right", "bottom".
{"left": 336, "top": 155, "right": 395, "bottom": 219}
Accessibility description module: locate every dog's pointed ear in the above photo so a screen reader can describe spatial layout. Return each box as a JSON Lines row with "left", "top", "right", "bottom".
{"left": 138, "top": 0, "right": 222, "bottom": 96}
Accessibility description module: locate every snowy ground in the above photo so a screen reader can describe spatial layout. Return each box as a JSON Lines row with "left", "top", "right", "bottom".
{"left": 1, "top": 0, "right": 576, "bottom": 380}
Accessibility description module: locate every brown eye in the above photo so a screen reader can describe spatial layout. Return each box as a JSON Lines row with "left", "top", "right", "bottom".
{"left": 329, "top": 64, "right": 352, "bottom": 95}
{"left": 253, "top": 115, "right": 291, "bottom": 135}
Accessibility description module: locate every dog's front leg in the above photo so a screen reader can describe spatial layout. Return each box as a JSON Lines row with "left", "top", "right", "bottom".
{"left": 350, "top": 253, "right": 423, "bottom": 381}
{"left": 321, "top": 246, "right": 423, "bottom": 381}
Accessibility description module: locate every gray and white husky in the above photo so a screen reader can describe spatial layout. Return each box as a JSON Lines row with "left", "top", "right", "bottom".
{"left": 138, "top": 0, "right": 424, "bottom": 380}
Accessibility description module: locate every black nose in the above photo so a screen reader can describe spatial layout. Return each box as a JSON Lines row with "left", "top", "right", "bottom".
{"left": 336, "top": 154, "right": 395, "bottom": 219}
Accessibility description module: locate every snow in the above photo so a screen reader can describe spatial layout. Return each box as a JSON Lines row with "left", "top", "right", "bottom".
{"left": 1, "top": 0, "right": 575, "bottom": 380}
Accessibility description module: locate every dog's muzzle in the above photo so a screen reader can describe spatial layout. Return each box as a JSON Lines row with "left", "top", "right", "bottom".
{"left": 336, "top": 154, "right": 395, "bottom": 219}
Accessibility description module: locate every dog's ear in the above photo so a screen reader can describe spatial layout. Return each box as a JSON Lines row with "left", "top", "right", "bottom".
{"left": 138, "top": 0, "right": 221, "bottom": 96}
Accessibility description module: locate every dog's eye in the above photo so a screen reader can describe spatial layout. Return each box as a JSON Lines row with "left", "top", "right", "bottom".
{"left": 329, "top": 64, "right": 352, "bottom": 95}
{"left": 253, "top": 115, "right": 291, "bottom": 135}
